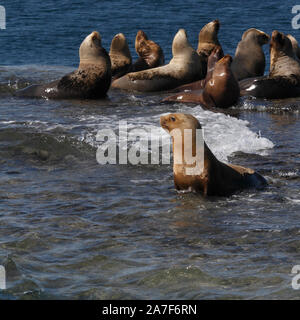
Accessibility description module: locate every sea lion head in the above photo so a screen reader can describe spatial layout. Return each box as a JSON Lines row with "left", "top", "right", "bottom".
{"left": 109, "top": 33, "right": 132, "bottom": 64}
{"left": 209, "top": 54, "right": 233, "bottom": 78}
{"left": 241, "top": 28, "right": 270, "bottom": 46}
{"left": 172, "top": 29, "right": 192, "bottom": 57}
{"left": 160, "top": 113, "right": 201, "bottom": 133}
{"left": 287, "top": 34, "right": 300, "bottom": 59}
{"left": 198, "top": 19, "right": 220, "bottom": 44}
{"left": 79, "top": 31, "right": 104, "bottom": 64}
{"left": 135, "top": 30, "right": 149, "bottom": 50}
{"left": 135, "top": 30, "right": 165, "bottom": 67}
{"left": 197, "top": 19, "right": 221, "bottom": 64}
{"left": 270, "top": 30, "right": 294, "bottom": 68}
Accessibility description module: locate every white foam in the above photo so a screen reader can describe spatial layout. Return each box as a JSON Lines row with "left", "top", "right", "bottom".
{"left": 79, "top": 105, "right": 274, "bottom": 163}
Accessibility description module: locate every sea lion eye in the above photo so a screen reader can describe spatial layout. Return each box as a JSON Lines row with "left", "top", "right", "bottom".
{"left": 170, "top": 116, "right": 176, "bottom": 122}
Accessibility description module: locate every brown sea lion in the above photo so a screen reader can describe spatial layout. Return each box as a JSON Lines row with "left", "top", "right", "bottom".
{"left": 239, "top": 30, "right": 300, "bottom": 99}
{"left": 170, "top": 45, "right": 224, "bottom": 93}
{"left": 231, "top": 28, "right": 270, "bottom": 81}
{"left": 129, "top": 30, "right": 164, "bottom": 72}
{"left": 16, "top": 31, "right": 111, "bottom": 99}
{"left": 287, "top": 34, "right": 300, "bottom": 60}
{"left": 197, "top": 19, "right": 223, "bottom": 77}
{"left": 111, "top": 29, "right": 203, "bottom": 92}
{"left": 160, "top": 113, "right": 267, "bottom": 196}
{"left": 109, "top": 33, "right": 132, "bottom": 80}
{"left": 163, "top": 55, "right": 240, "bottom": 109}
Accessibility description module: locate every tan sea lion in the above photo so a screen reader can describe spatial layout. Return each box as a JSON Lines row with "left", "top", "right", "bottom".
{"left": 109, "top": 33, "right": 132, "bottom": 80}
{"left": 170, "top": 45, "right": 224, "bottom": 93}
{"left": 160, "top": 113, "right": 267, "bottom": 196}
{"left": 239, "top": 30, "right": 300, "bottom": 99}
{"left": 231, "top": 28, "right": 270, "bottom": 81}
{"left": 287, "top": 34, "right": 300, "bottom": 60}
{"left": 163, "top": 55, "right": 240, "bottom": 109}
{"left": 129, "top": 30, "right": 164, "bottom": 72}
{"left": 111, "top": 29, "right": 203, "bottom": 92}
{"left": 197, "top": 19, "right": 223, "bottom": 77}
{"left": 16, "top": 31, "right": 111, "bottom": 99}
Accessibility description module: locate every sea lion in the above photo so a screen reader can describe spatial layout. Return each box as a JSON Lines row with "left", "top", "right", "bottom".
{"left": 197, "top": 19, "right": 223, "bottom": 77}
{"left": 163, "top": 55, "right": 240, "bottom": 109}
{"left": 239, "top": 30, "right": 300, "bottom": 99}
{"left": 129, "top": 30, "right": 164, "bottom": 72}
{"left": 16, "top": 31, "right": 111, "bottom": 99}
{"left": 287, "top": 34, "right": 300, "bottom": 60}
{"left": 160, "top": 113, "right": 267, "bottom": 196}
{"left": 231, "top": 28, "right": 270, "bottom": 81}
{"left": 170, "top": 45, "right": 224, "bottom": 93}
{"left": 111, "top": 29, "right": 203, "bottom": 92}
{"left": 109, "top": 33, "right": 132, "bottom": 80}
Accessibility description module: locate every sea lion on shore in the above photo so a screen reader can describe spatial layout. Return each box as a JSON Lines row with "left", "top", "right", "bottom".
{"left": 160, "top": 113, "right": 267, "bottom": 196}
{"left": 109, "top": 33, "right": 132, "bottom": 80}
{"left": 129, "top": 30, "right": 164, "bottom": 72}
{"left": 197, "top": 19, "right": 223, "bottom": 77}
{"left": 163, "top": 55, "right": 240, "bottom": 109}
{"left": 231, "top": 28, "right": 269, "bottom": 81}
{"left": 287, "top": 34, "right": 300, "bottom": 60}
{"left": 170, "top": 45, "right": 224, "bottom": 93}
{"left": 16, "top": 31, "right": 111, "bottom": 99}
{"left": 111, "top": 29, "right": 203, "bottom": 92}
{"left": 239, "top": 30, "right": 300, "bottom": 99}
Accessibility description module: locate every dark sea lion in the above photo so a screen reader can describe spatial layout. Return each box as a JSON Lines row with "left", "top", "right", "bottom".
{"left": 239, "top": 30, "right": 300, "bottom": 99}
{"left": 109, "top": 33, "right": 132, "bottom": 80}
{"left": 160, "top": 113, "right": 267, "bottom": 196}
{"left": 111, "top": 29, "right": 203, "bottom": 92}
{"left": 16, "top": 31, "right": 111, "bottom": 99}
{"left": 197, "top": 19, "right": 223, "bottom": 77}
{"left": 231, "top": 28, "right": 270, "bottom": 81}
{"left": 129, "top": 30, "right": 164, "bottom": 72}
{"left": 170, "top": 45, "right": 224, "bottom": 93}
{"left": 163, "top": 55, "right": 240, "bottom": 109}
{"left": 287, "top": 34, "right": 300, "bottom": 60}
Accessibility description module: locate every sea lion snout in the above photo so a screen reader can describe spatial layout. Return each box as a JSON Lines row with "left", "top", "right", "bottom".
{"left": 259, "top": 31, "right": 270, "bottom": 45}
{"left": 271, "top": 30, "right": 284, "bottom": 45}
{"left": 91, "top": 31, "right": 101, "bottom": 42}
{"left": 160, "top": 114, "right": 173, "bottom": 130}
{"left": 213, "top": 19, "right": 220, "bottom": 31}
{"left": 220, "top": 54, "right": 233, "bottom": 64}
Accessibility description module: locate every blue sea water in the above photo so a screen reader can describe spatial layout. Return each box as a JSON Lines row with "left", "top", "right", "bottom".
{"left": 0, "top": 0, "right": 300, "bottom": 299}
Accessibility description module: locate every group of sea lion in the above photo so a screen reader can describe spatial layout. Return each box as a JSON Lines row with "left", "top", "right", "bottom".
{"left": 15, "top": 20, "right": 300, "bottom": 197}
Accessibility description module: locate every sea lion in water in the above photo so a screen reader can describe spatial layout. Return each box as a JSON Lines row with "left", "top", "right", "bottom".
{"left": 197, "top": 19, "right": 223, "bottom": 77}
{"left": 170, "top": 45, "right": 224, "bottom": 93}
{"left": 163, "top": 55, "right": 240, "bottom": 109}
{"left": 286, "top": 34, "right": 300, "bottom": 60}
{"left": 111, "top": 29, "right": 203, "bottom": 92}
{"left": 129, "top": 30, "right": 165, "bottom": 72}
{"left": 231, "top": 28, "right": 270, "bottom": 81}
{"left": 109, "top": 33, "right": 132, "bottom": 80}
{"left": 239, "top": 30, "right": 300, "bottom": 99}
{"left": 16, "top": 31, "right": 111, "bottom": 99}
{"left": 160, "top": 113, "right": 267, "bottom": 196}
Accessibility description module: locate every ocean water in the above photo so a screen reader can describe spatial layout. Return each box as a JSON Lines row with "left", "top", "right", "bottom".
{"left": 0, "top": 0, "right": 300, "bottom": 300}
